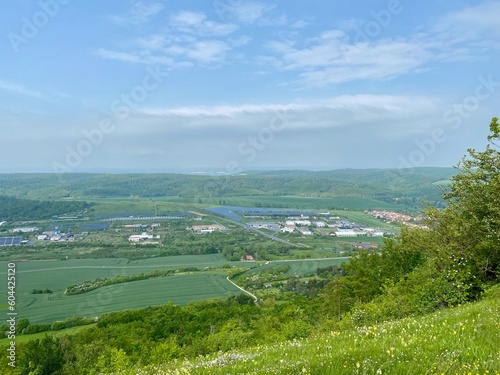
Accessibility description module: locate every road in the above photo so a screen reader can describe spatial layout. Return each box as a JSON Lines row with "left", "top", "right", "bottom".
{"left": 215, "top": 217, "right": 304, "bottom": 247}
{"left": 226, "top": 276, "right": 258, "bottom": 301}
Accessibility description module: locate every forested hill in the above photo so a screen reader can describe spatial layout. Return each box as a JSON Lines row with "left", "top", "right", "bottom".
{"left": 0, "top": 168, "right": 455, "bottom": 205}
{"left": 0, "top": 196, "right": 91, "bottom": 221}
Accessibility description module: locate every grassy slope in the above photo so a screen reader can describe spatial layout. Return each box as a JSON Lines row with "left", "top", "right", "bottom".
{"left": 130, "top": 287, "right": 500, "bottom": 375}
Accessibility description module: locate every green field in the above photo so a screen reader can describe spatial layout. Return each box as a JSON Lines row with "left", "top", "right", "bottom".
{"left": 0, "top": 254, "right": 252, "bottom": 323}
{"left": 0, "top": 256, "right": 350, "bottom": 324}
{"left": 0, "top": 254, "right": 238, "bottom": 293}
{"left": 0, "top": 324, "right": 95, "bottom": 346}
{"left": 2, "top": 273, "right": 240, "bottom": 324}
{"left": 244, "top": 257, "right": 349, "bottom": 277}
{"left": 194, "top": 196, "right": 404, "bottom": 210}
{"left": 83, "top": 195, "right": 407, "bottom": 218}
{"left": 85, "top": 198, "right": 196, "bottom": 216}
{"left": 281, "top": 234, "right": 387, "bottom": 250}
{"left": 333, "top": 210, "right": 401, "bottom": 231}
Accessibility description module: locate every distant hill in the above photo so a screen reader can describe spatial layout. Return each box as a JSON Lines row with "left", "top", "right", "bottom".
{"left": 0, "top": 168, "right": 456, "bottom": 208}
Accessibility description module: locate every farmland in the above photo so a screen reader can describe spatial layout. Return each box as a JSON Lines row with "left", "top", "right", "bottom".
{"left": 0, "top": 180, "right": 416, "bottom": 327}
{"left": 10, "top": 273, "right": 241, "bottom": 324}
{"left": 0, "top": 196, "right": 403, "bottom": 325}
{"left": 0, "top": 255, "right": 352, "bottom": 324}
{"left": 193, "top": 195, "right": 405, "bottom": 211}
{"left": 0, "top": 255, "right": 250, "bottom": 323}
{"left": 240, "top": 257, "right": 348, "bottom": 277}
{"left": 0, "top": 254, "right": 236, "bottom": 293}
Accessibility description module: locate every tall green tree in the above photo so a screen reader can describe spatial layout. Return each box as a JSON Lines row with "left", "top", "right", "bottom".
{"left": 18, "top": 336, "right": 64, "bottom": 375}
{"left": 440, "top": 117, "right": 500, "bottom": 281}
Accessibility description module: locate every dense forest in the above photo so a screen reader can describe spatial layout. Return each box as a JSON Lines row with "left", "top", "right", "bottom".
{"left": 0, "top": 196, "right": 91, "bottom": 221}
{"left": 0, "top": 168, "right": 455, "bottom": 205}
{"left": 1, "top": 118, "right": 498, "bottom": 374}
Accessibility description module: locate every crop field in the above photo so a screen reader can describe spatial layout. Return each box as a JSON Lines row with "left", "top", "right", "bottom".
{"left": 3, "top": 273, "right": 240, "bottom": 324}
{"left": 0, "top": 254, "right": 251, "bottom": 323}
{"left": 281, "top": 234, "right": 387, "bottom": 249}
{"left": 85, "top": 198, "right": 198, "bottom": 216}
{"left": 194, "top": 196, "right": 403, "bottom": 211}
{"left": 244, "top": 257, "right": 349, "bottom": 277}
{"left": 0, "top": 254, "right": 246, "bottom": 293}
{"left": 333, "top": 210, "right": 401, "bottom": 231}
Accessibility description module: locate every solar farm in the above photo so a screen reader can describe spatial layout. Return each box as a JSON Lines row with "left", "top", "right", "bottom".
{"left": 0, "top": 236, "right": 22, "bottom": 246}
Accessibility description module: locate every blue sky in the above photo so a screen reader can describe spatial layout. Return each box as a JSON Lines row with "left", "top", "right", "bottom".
{"left": 1, "top": 0, "right": 499, "bottom": 174}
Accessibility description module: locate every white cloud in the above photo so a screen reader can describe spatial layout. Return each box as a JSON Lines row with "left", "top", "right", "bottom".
{"left": 292, "top": 20, "right": 308, "bottom": 29}
{"left": 221, "top": 1, "right": 275, "bottom": 24}
{"left": 185, "top": 40, "right": 230, "bottom": 64}
{"left": 99, "top": 10, "right": 239, "bottom": 68}
{"left": 0, "top": 80, "right": 45, "bottom": 99}
{"left": 228, "top": 35, "right": 251, "bottom": 47}
{"left": 435, "top": 1, "right": 500, "bottom": 36}
{"left": 169, "top": 11, "right": 238, "bottom": 36}
{"left": 258, "top": 2, "right": 500, "bottom": 87}
{"left": 137, "top": 95, "right": 440, "bottom": 130}
{"left": 265, "top": 31, "right": 431, "bottom": 87}
{"left": 109, "top": 1, "right": 165, "bottom": 26}
{"left": 95, "top": 48, "right": 144, "bottom": 64}
{"left": 95, "top": 47, "right": 195, "bottom": 68}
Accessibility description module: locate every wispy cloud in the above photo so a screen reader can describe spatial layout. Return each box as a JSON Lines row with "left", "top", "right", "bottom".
{"left": 95, "top": 47, "right": 193, "bottom": 67}
{"left": 264, "top": 32, "right": 431, "bottom": 87}
{"left": 435, "top": 1, "right": 500, "bottom": 36}
{"left": 0, "top": 80, "right": 45, "bottom": 99}
{"left": 262, "top": 2, "right": 500, "bottom": 88}
{"left": 222, "top": 1, "right": 275, "bottom": 24}
{"left": 137, "top": 94, "right": 440, "bottom": 128}
{"left": 432, "top": 1, "right": 500, "bottom": 50}
{"left": 169, "top": 10, "right": 238, "bottom": 36}
{"left": 109, "top": 1, "right": 165, "bottom": 26}
{"left": 99, "top": 9, "right": 240, "bottom": 67}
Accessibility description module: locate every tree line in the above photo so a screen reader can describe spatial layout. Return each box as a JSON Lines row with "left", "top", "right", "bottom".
{"left": 0, "top": 195, "right": 91, "bottom": 221}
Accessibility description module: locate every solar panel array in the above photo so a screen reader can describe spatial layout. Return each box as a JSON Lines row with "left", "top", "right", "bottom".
{"left": 0, "top": 237, "right": 22, "bottom": 246}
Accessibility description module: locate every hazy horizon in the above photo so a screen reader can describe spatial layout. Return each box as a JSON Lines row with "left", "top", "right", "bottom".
{"left": 0, "top": 166, "right": 457, "bottom": 175}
